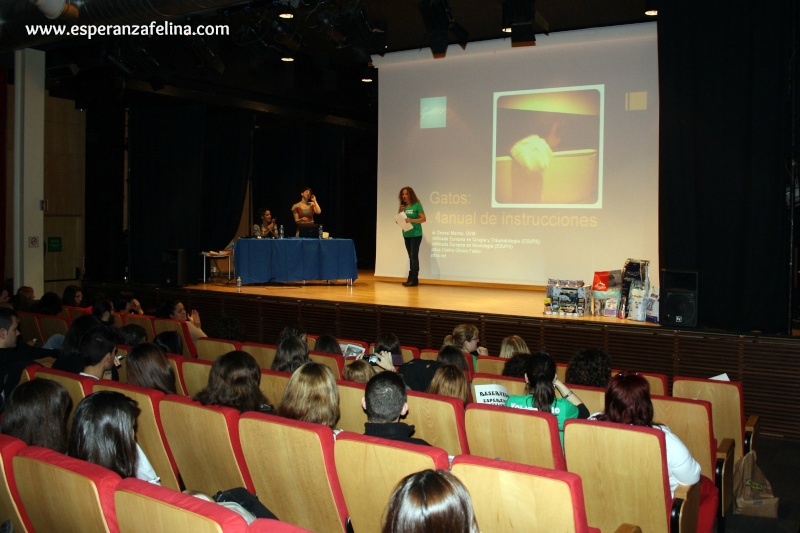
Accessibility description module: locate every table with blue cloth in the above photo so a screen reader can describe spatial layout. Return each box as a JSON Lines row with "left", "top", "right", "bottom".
{"left": 233, "top": 238, "right": 359, "bottom": 284}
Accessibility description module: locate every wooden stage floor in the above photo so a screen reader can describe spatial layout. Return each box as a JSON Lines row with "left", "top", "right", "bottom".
{"left": 189, "top": 270, "right": 654, "bottom": 327}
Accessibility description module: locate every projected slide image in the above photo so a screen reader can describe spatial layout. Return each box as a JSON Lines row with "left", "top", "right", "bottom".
{"left": 493, "top": 86, "right": 603, "bottom": 208}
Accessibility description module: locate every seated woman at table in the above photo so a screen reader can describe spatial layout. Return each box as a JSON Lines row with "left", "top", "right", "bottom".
{"left": 252, "top": 207, "right": 279, "bottom": 238}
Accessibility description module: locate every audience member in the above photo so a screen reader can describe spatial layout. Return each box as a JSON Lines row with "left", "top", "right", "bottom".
{"left": 271, "top": 336, "right": 310, "bottom": 373}
{"left": 499, "top": 335, "right": 530, "bottom": 359}
{"left": 314, "top": 334, "right": 342, "bottom": 356}
{"left": 115, "top": 295, "right": 144, "bottom": 315}
{"left": 505, "top": 351, "right": 589, "bottom": 442}
{"left": 215, "top": 316, "right": 245, "bottom": 342}
{"left": 382, "top": 470, "right": 480, "bottom": 533}
{"left": 0, "top": 287, "right": 12, "bottom": 309}
{"left": 155, "top": 300, "right": 207, "bottom": 344}
{"left": 115, "top": 324, "right": 147, "bottom": 347}
{"left": 78, "top": 325, "right": 121, "bottom": 380}
{"left": 29, "top": 291, "right": 63, "bottom": 316}
{"left": 1, "top": 379, "right": 72, "bottom": 452}
{"left": 277, "top": 362, "right": 340, "bottom": 429}
{"left": 195, "top": 351, "right": 272, "bottom": 413}
{"left": 154, "top": 331, "right": 183, "bottom": 356}
{"left": 427, "top": 365, "right": 469, "bottom": 406}
{"left": 69, "top": 391, "right": 160, "bottom": 484}
{"left": 62, "top": 285, "right": 83, "bottom": 307}
{"left": 502, "top": 352, "right": 531, "bottom": 378}
{"left": 363, "top": 372, "right": 428, "bottom": 445}
{"left": 11, "top": 286, "right": 34, "bottom": 311}
{"left": 443, "top": 324, "right": 487, "bottom": 368}
{"left": 92, "top": 299, "right": 116, "bottom": 325}
{"left": 278, "top": 325, "right": 306, "bottom": 345}
{"left": 52, "top": 314, "right": 103, "bottom": 373}
{"left": 0, "top": 308, "right": 52, "bottom": 406}
{"left": 343, "top": 360, "right": 377, "bottom": 384}
{"left": 565, "top": 348, "right": 612, "bottom": 388}
{"left": 375, "top": 333, "right": 404, "bottom": 366}
{"left": 399, "top": 345, "right": 466, "bottom": 392}
{"left": 592, "top": 373, "right": 703, "bottom": 498}
{"left": 126, "top": 343, "right": 177, "bottom": 394}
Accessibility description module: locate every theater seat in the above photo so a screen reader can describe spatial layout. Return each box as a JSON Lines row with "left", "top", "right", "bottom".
{"left": 196, "top": 337, "right": 242, "bottom": 362}
{"left": 0, "top": 435, "right": 32, "bottom": 533}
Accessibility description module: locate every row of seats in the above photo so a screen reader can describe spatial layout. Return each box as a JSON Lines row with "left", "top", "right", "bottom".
{"left": 0, "top": 434, "right": 311, "bottom": 533}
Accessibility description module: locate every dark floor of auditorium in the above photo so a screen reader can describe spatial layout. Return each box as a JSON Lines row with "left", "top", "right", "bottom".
{"left": 726, "top": 437, "right": 799, "bottom": 533}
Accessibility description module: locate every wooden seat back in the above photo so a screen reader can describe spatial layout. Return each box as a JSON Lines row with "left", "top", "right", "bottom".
{"left": 123, "top": 314, "right": 156, "bottom": 342}
{"left": 335, "top": 380, "right": 368, "bottom": 433}
{"left": 242, "top": 342, "right": 278, "bottom": 370}
{"left": 567, "top": 384, "right": 606, "bottom": 415}
{"left": 404, "top": 390, "right": 468, "bottom": 455}
{"left": 613, "top": 369, "right": 669, "bottom": 396}
{"left": 33, "top": 367, "right": 96, "bottom": 427}
{"left": 452, "top": 454, "right": 598, "bottom": 533}
{"left": 475, "top": 355, "right": 506, "bottom": 375}
{"left": 159, "top": 395, "right": 253, "bottom": 495}
{"left": 334, "top": 432, "right": 449, "bottom": 533}
{"left": 308, "top": 351, "right": 344, "bottom": 379}
{"left": 465, "top": 403, "right": 565, "bottom": 470}
{"left": 239, "top": 413, "right": 348, "bottom": 533}
{"left": 259, "top": 369, "right": 291, "bottom": 407}
{"left": 93, "top": 381, "right": 181, "bottom": 491}
{"left": 16, "top": 312, "right": 42, "bottom": 346}
{"left": 14, "top": 446, "right": 121, "bottom": 533}
{"left": 114, "top": 478, "right": 250, "bottom": 533}
{"left": 196, "top": 338, "right": 242, "bottom": 362}
{"left": 166, "top": 353, "right": 188, "bottom": 395}
{"left": 181, "top": 358, "right": 214, "bottom": 397}
{"left": 153, "top": 318, "right": 196, "bottom": 358}
{"left": 38, "top": 315, "right": 70, "bottom": 342}
{"left": 471, "top": 373, "right": 528, "bottom": 397}
{"left": 0, "top": 435, "right": 32, "bottom": 533}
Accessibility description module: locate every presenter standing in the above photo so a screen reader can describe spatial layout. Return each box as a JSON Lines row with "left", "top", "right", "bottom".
{"left": 292, "top": 187, "right": 322, "bottom": 236}
{"left": 399, "top": 186, "right": 426, "bottom": 287}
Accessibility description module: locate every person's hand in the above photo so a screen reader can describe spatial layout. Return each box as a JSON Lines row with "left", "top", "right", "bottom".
{"left": 310, "top": 195, "right": 316, "bottom": 204}
{"left": 131, "top": 298, "right": 143, "bottom": 314}
{"left": 476, "top": 347, "right": 489, "bottom": 356}
{"left": 189, "top": 310, "right": 201, "bottom": 326}
{"left": 375, "top": 351, "right": 397, "bottom": 372}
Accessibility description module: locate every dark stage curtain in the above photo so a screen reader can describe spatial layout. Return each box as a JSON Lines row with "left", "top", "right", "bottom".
{"left": 658, "top": 0, "right": 796, "bottom": 333}
{"left": 128, "top": 106, "right": 251, "bottom": 284}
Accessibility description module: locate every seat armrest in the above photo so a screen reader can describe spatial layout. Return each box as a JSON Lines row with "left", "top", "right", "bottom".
{"left": 744, "top": 414, "right": 759, "bottom": 454}
{"left": 671, "top": 481, "right": 700, "bottom": 533}
{"left": 715, "top": 437, "right": 734, "bottom": 516}
{"left": 614, "top": 525, "right": 643, "bottom": 533}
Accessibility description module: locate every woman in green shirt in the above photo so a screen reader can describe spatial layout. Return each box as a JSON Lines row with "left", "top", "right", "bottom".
{"left": 398, "top": 186, "right": 426, "bottom": 287}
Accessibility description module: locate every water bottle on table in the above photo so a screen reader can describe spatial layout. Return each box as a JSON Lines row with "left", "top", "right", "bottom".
{"left": 319, "top": 225, "right": 323, "bottom": 239}
{"left": 236, "top": 276, "right": 242, "bottom": 293}
{"left": 279, "top": 225, "right": 284, "bottom": 239}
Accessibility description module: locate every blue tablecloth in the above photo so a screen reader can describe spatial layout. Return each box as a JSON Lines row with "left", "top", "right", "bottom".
{"left": 234, "top": 238, "right": 359, "bottom": 284}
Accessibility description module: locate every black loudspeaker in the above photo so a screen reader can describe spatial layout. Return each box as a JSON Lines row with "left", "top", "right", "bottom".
{"left": 661, "top": 269, "right": 698, "bottom": 327}
{"left": 162, "top": 249, "right": 188, "bottom": 287}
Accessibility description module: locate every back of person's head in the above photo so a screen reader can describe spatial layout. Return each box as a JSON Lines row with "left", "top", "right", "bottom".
{"left": 0, "top": 307, "right": 16, "bottom": 332}
{"left": 272, "top": 336, "right": 310, "bottom": 373}
{"left": 502, "top": 352, "right": 531, "bottom": 378}
{"left": 155, "top": 300, "right": 179, "bottom": 319}
{"left": 436, "top": 345, "right": 468, "bottom": 370}
{"left": 277, "top": 362, "right": 340, "bottom": 428}
{"left": 62, "top": 285, "right": 83, "bottom": 307}
{"left": 426, "top": 365, "right": 469, "bottom": 406}
{"left": 314, "top": 334, "right": 342, "bottom": 355}
{"left": 61, "top": 315, "right": 103, "bottom": 359}
{"left": 195, "top": 351, "right": 270, "bottom": 413}
{"left": 69, "top": 391, "right": 140, "bottom": 479}
{"left": 382, "top": 469, "right": 480, "bottom": 533}
{"left": 153, "top": 331, "right": 183, "bottom": 356}
{"left": 499, "top": 335, "right": 530, "bottom": 359}
{"left": 365, "top": 372, "right": 407, "bottom": 423}
{"left": 91, "top": 299, "right": 115, "bottom": 324}
{"left": 278, "top": 325, "right": 306, "bottom": 344}
{"left": 31, "top": 292, "right": 63, "bottom": 316}
{"left": 13, "top": 286, "right": 34, "bottom": 311}
{"left": 566, "top": 348, "right": 612, "bottom": 388}
{"left": 80, "top": 325, "right": 116, "bottom": 368}
{"left": 375, "top": 333, "right": 402, "bottom": 356}
{"left": 215, "top": 316, "right": 245, "bottom": 342}
{"left": 524, "top": 351, "right": 556, "bottom": 413}
{"left": 1, "top": 379, "right": 72, "bottom": 452}
{"left": 115, "top": 324, "right": 147, "bottom": 347}
{"left": 343, "top": 360, "right": 377, "bottom": 384}
{"left": 598, "top": 373, "right": 653, "bottom": 426}
{"left": 127, "top": 343, "right": 176, "bottom": 394}
{"left": 444, "top": 324, "right": 479, "bottom": 351}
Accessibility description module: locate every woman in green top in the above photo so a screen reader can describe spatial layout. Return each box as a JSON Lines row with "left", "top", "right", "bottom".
{"left": 504, "top": 351, "right": 589, "bottom": 442}
{"left": 398, "top": 186, "right": 426, "bottom": 287}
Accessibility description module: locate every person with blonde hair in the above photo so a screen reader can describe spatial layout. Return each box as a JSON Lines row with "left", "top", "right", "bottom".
{"left": 277, "top": 362, "right": 340, "bottom": 429}
{"left": 383, "top": 470, "right": 480, "bottom": 533}
{"left": 443, "top": 324, "right": 487, "bottom": 368}
{"left": 426, "top": 365, "right": 469, "bottom": 406}
{"left": 343, "top": 359, "right": 378, "bottom": 384}
{"left": 499, "top": 335, "right": 530, "bottom": 359}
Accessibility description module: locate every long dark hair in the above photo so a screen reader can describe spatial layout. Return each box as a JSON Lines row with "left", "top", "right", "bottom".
{"left": 1, "top": 379, "right": 72, "bottom": 453}
{"left": 524, "top": 352, "right": 556, "bottom": 413}
{"left": 195, "top": 351, "right": 271, "bottom": 413}
{"left": 127, "top": 343, "right": 177, "bottom": 394}
{"left": 383, "top": 470, "right": 480, "bottom": 533}
{"left": 69, "top": 391, "right": 140, "bottom": 479}
{"left": 271, "top": 336, "right": 310, "bottom": 373}
{"left": 595, "top": 373, "right": 654, "bottom": 426}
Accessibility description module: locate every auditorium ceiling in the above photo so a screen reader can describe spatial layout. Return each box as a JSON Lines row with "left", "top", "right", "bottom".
{"left": 0, "top": 0, "right": 655, "bottom": 121}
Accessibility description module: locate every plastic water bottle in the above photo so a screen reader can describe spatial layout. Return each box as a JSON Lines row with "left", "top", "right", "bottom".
{"left": 279, "top": 225, "right": 284, "bottom": 239}
{"left": 319, "top": 224, "right": 324, "bottom": 239}
{"left": 236, "top": 276, "right": 242, "bottom": 293}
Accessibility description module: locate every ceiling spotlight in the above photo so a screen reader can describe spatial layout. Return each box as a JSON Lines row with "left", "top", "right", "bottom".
{"left": 644, "top": 0, "right": 658, "bottom": 16}
{"left": 503, "top": 0, "right": 548, "bottom": 47}
{"left": 361, "top": 66, "right": 377, "bottom": 83}
{"left": 281, "top": 56, "right": 294, "bottom": 62}
{"left": 417, "top": 0, "right": 469, "bottom": 59}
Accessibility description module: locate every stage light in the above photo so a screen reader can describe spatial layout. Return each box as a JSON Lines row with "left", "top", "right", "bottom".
{"left": 502, "top": 0, "right": 549, "bottom": 47}
{"left": 644, "top": 0, "right": 658, "bottom": 16}
{"left": 361, "top": 65, "right": 377, "bottom": 83}
{"left": 271, "top": 18, "right": 302, "bottom": 51}
{"left": 417, "top": 0, "right": 468, "bottom": 58}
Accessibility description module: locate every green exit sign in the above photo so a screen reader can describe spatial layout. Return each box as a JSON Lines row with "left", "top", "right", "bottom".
{"left": 47, "top": 237, "right": 62, "bottom": 252}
